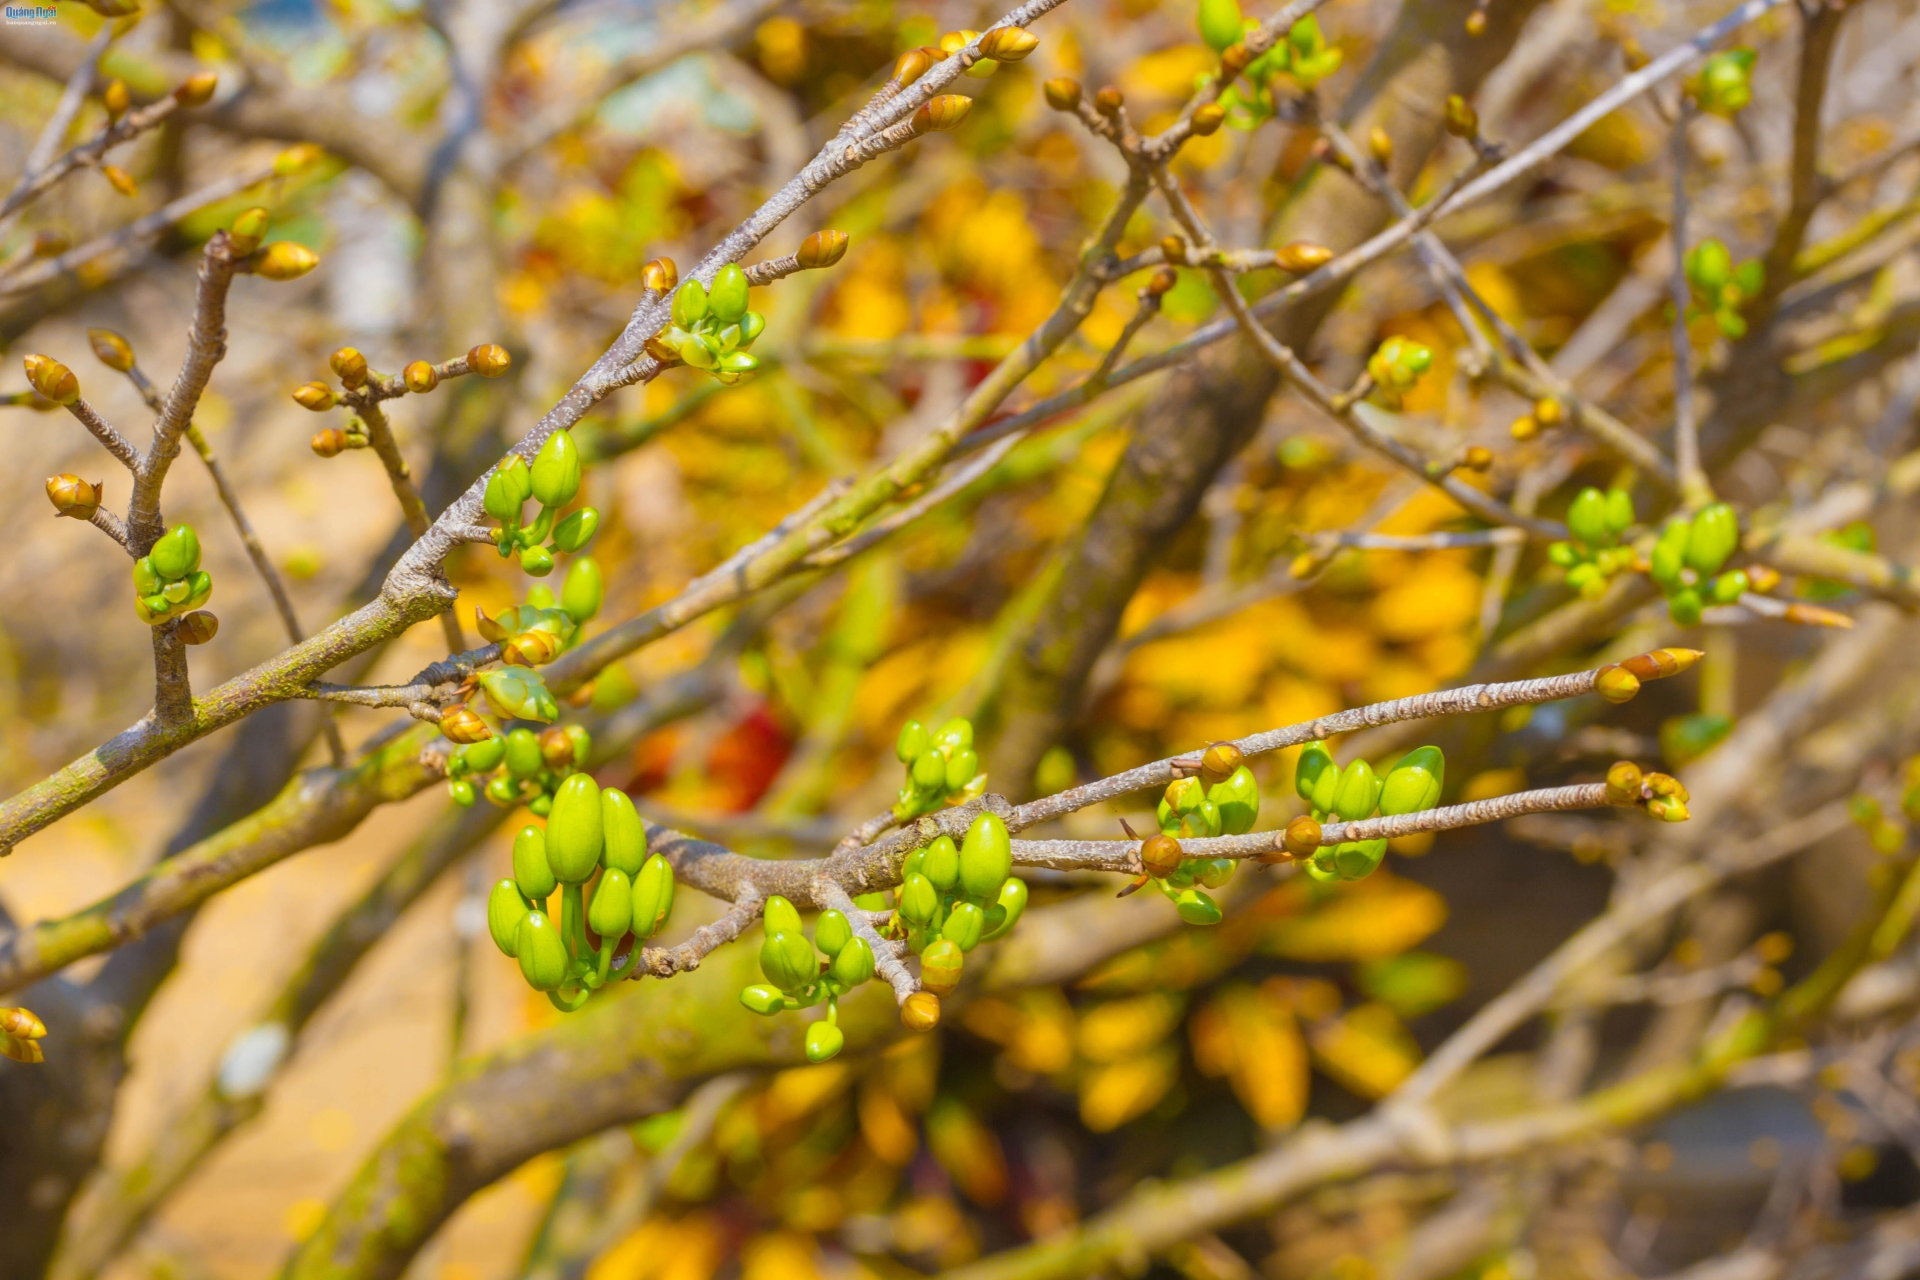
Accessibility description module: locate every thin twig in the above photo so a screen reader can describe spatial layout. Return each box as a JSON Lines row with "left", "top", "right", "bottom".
{"left": 1668, "top": 100, "right": 1710, "bottom": 507}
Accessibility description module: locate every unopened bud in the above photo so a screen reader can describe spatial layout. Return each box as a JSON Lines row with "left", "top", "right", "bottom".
{"left": 178, "top": 610, "right": 219, "bottom": 645}
{"left": 25, "top": 355, "right": 78, "bottom": 406}
{"left": 1464, "top": 7, "right": 1488, "bottom": 36}
{"left": 330, "top": 347, "right": 368, "bottom": 388}
{"left": 46, "top": 474, "right": 102, "bottom": 520}
{"left": 467, "top": 343, "right": 512, "bottom": 377}
{"left": 1747, "top": 564, "right": 1781, "bottom": 593}
{"left": 102, "top": 165, "right": 138, "bottom": 197}
{"left": 1200, "top": 741, "right": 1245, "bottom": 787}
{"left": 643, "top": 335, "right": 682, "bottom": 365}
{"left": 274, "top": 143, "right": 325, "bottom": 176}
{"left": 1220, "top": 42, "right": 1251, "bottom": 76}
{"left": 937, "top": 29, "right": 978, "bottom": 56}
{"left": 978, "top": 26, "right": 1039, "bottom": 60}
{"left": 1644, "top": 772, "right": 1689, "bottom": 803}
{"left": 1605, "top": 760, "right": 1644, "bottom": 805}
{"left": 310, "top": 428, "right": 347, "bottom": 457}
{"left": 1276, "top": 241, "right": 1333, "bottom": 273}
{"left": 892, "top": 47, "right": 934, "bottom": 85}
{"left": 102, "top": 79, "right": 129, "bottom": 120}
{"left": 797, "top": 229, "right": 850, "bottom": 269}
{"left": 1462, "top": 446, "right": 1493, "bottom": 471}
{"left": 1533, "top": 397, "right": 1564, "bottom": 425}
{"left": 901, "top": 991, "right": 941, "bottom": 1030}
{"left": 1509, "top": 415, "right": 1539, "bottom": 440}
{"left": 440, "top": 704, "right": 493, "bottom": 745}
{"left": 1140, "top": 833, "right": 1183, "bottom": 879}
{"left": 1283, "top": 814, "right": 1323, "bottom": 859}
{"left": 1620, "top": 647, "right": 1703, "bottom": 681}
{"left": 539, "top": 726, "right": 577, "bottom": 768}
{"left": 641, "top": 258, "right": 678, "bottom": 292}
{"left": 293, "top": 382, "right": 337, "bottom": 411}
{"left": 1593, "top": 665, "right": 1641, "bottom": 704}
{"left": 174, "top": 71, "right": 218, "bottom": 107}
{"left": 88, "top": 328, "right": 135, "bottom": 372}
{"left": 1191, "top": 102, "right": 1226, "bottom": 136}
{"left": 503, "top": 629, "right": 562, "bottom": 667}
{"left": 31, "top": 230, "right": 69, "bottom": 259}
{"left": 1145, "top": 266, "right": 1178, "bottom": 298}
{"left": 1444, "top": 95, "right": 1478, "bottom": 138}
{"left": 1646, "top": 795, "right": 1690, "bottom": 822}
{"left": 1093, "top": 86, "right": 1124, "bottom": 115}
{"left": 228, "top": 207, "right": 270, "bottom": 255}
{"left": 403, "top": 360, "right": 439, "bottom": 394}
{"left": 1158, "top": 236, "right": 1186, "bottom": 267}
{"left": 0, "top": 1007, "right": 46, "bottom": 1040}
{"left": 1043, "top": 77, "right": 1082, "bottom": 111}
{"left": 913, "top": 95, "right": 973, "bottom": 133}
{"left": 255, "top": 242, "right": 319, "bottom": 280}
{"left": 1367, "top": 126, "right": 1394, "bottom": 167}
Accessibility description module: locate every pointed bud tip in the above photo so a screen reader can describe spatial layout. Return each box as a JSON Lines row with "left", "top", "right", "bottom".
{"left": 1043, "top": 77, "right": 1082, "bottom": 111}
{"left": 797, "top": 229, "right": 850, "bottom": 270}
{"left": 87, "top": 328, "right": 135, "bottom": 372}
{"left": 913, "top": 94, "right": 973, "bottom": 133}
{"left": 173, "top": 71, "right": 218, "bottom": 107}
{"left": 255, "top": 242, "right": 319, "bottom": 281}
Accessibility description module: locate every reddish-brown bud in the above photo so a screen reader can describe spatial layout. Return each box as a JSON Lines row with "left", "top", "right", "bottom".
{"left": 641, "top": 258, "right": 678, "bottom": 292}
{"left": 467, "top": 343, "right": 512, "bottom": 377}
{"left": 88, "top": 328, "right": 135, "bottom": 373}
{"left": 330, "top": 347, "right": 368, "bottom": 389}
{"left": 440, "top": 705, "right": 493, "bottom": 744}
{"left": 1276, "top": 241, "right": 1334, "bottom": 273}
{"left": 46, "top": 474, "right": 102, "bottom": 520}
{"left": 174, "top": 72, "right": 218, "bottom": 107}
{"left": 1191, "top": 102, "right": 1226, "bottom": 136}
{"left": 178, "top": 610, "right": 219, "bottom": 645}
{"left": 403, "top": 360, "right": 439, "bottom": 394}
{"left": 797, "top": 229, "right": 850, "bottom": 269}
{"left": 1043, "top": 77, "right": 1082, "bottom": 111}
{"left": 913, "top": 95, "right": 973, "bottom": 133}
{"left": 1145, "top": 266, "right": 1178, "bottom": 298}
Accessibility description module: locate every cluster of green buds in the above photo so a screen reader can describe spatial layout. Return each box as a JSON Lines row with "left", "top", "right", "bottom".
{"left": 132, "top": 525, "right": 216, "bottom": 639}
{"left": 1604, "top": 760, "right": 1691, "bottom": 823}
{"left": 1365, "top": 337, "right": 1434, "bottom": 410}
{"left": 650, "top": 264, "right": 764, "bottom": 384}
{"left": 1648, "top": 502, "right": 1744, "bottom": 626}
{"left": 739, "top": 895, "right": 880, "bottom": 1062}
{"left": 1131, "top": 743, "right": 1261, "bottom": 925}
{"left": 486, "top": 775, "right": 675, "bottom": 1010}
{"left": 445, "top": 722, "right": 591, "bottom": 812}
{"left": 1684, "top": 239, "right": 1765, "bottom": 339}
{"left": 0, "top": 1006, "right": 47, "bottom": 1064}
{"left": 1686, "top": 48, "right": 1755, "bottom": 117}
{"left": 1548, "top": 486, "right": 1636, "bottom": 599}
{"left": 1287, "top": 742, "right": 1444, "bottom": 882}
{"left": 886, "top": 812, "right": 1025, "bottom": 1005}
{"left": 892, "top": 717, "right": 987, "bottom": 821}
{"left": 484, "top": 428, "right": 599, "bottom": 577}
{"left": 1201, "top": 8, "right": 1344, "bottom": 128}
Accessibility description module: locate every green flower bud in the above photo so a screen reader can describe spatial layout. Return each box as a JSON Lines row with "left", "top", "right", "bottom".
{"left": 529, "top": 794, "right": 552, "bottom": 818}
{"left": 738, "top": 311, "right": 766, "bottom": 347}
{"left": 959, "top": 813, "right": 1011, "bottom": 900}
{"left": 133, "top": 557, "right": 162, "bottom": 596}
{"left": 1567, "top": 487, "right": 1611, "bottom": 547}
{"left": 672, "top": 279, "right": 709, "bottom": 328}
{"left": 933, "top": 718, "right": 974, "bottom": 752}
{"left": 150, "top": 525, "right": 202, "bottom": 580}
{"left": 546, "top": 773, "right": 604, "bottom": 883}
{"left": 631, "top": 852, "right": 674, "bottom": 938}
{"left": 1197, "top": 0, "right": 1243, "bottom": 52}
{"left": 552, "top": 507, "right": 600, "bottom": 553}
{"left": 760, "top": 930, "right": 818, "bottom": 992}
{"left": 449, "top": 778, "right": 476, "bottom": 806}
{"left": 1173, "top": 888, "right": 1222, "bottom": 926}
{"left": 479, "top": 666, "right": 560, "bottom": 724}
{"left": 516, "top": 911, "right": 569, "bottom": 991}
{"left": 896, "top": 720, "right": 929, "bottom": 762}
{"left": 588, "top": 867, "right": 633, "bottom": 939}
{"left": 980, "top": 876, "right": 1027, "bottom": 942}
{"left": 530, "top": 429, "right": 583, "bottom": 509}
{"left": 486, "top": 774, "right": 519, "bottom": 806}
{"left": 505, "top": 728, "right": 544, "bottom": 779}
{"left": 831, "top": 936, "right": 875, "bottom": 985}
{"left": 163, "top": 579, "right": 192, "bottom": 605}
{"left": 815, "top": 909, "right": 853, "bottom": 957}
{"left": 1668, "top": 587, "right": 1703, "bottom": 627}
{"left": 1333, "top": 839, "right": 1387, "bottom": 879}
{"left": 520, "top": 544, "right": 556, "bottom": 577}
{"left": 1175, "top": 800, "right": 1221, "bottom": 840}
{"left": 1605, "top": 488, "right": 1635, "bottom": 538}
{"left": 1710, "top": 569, "right": 1750, "bottom": 604}
{"left": 487, "top": 879, "right": 532, "bottom": 956}
{"left": 901, "top": 847, "right": 927, "bottom": 881}
{"left": 1196, "top": 857, "right": 1236, "bottom": 888}
{"left": 182, "top": 571, "right": 213, "bottom": 610}
{"left": 1208, "top": 765, "right": 1260, "bottom": 835}
{"left": 804, "top": 1020, "right": 845, "bottom": 1063}
{"left": 558, "top": 554, "right": 604, "bottom": 625}
{"left": 920, "top": 937, "right": 964, "bottom": 994}
{"left": 677, "top": 334, "right": 716, "bottom": 370}
{"left": 1296, "top": 740, "right": 1338, "bottom": 805}
{"left": 485, "top": 456, "right": 531, "bottom": 523}
{"left": 741, "top": 984, "right": 787, "bottom": 1015}
{"left": 765, "top": 895, "right": 804, "bottom": 937}
{"left": 1650, "top": 517, "right": 1692, "bottom": 591}
{"left": 944, "top": 748, "right": 980, "bottom": 793}
{"left": 512, "top": 823, "right": 556, "bottom": 900}
{"left": 943, "top": 901, "right": 986, "bottom": 951}
{"left": 922, "top": 835, "right": 961, "bottom": 891}
{"left": 911, "top": 749, "right": 947, "bottom": 791}
{"left": 899, "top": 872, "right": 939, "bottom": 925}
{"left": 1379, "top": 746, "right": 1444, "bottom": 816}
{"left": 1685, "top": 502, "right": 1739, "bottom": 578}
{"left": 1331, "top": 759, "right": 1382, "bottom": 822}
{"left": 709, "top": 263, "right": 750, "bottom": 324}
{"left": 601, "top": 787, "right": 647, "bottom": 876}
{"left": 1686, "top": 239, "right": 1732, "bottom": 295}
{"left": 464, "top": 735, "right": 507, "bottom": 773}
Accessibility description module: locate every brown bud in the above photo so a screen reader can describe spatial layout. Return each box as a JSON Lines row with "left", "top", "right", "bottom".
{"left": 1200, "top": 741, "right": 1245, "bottom": 787}
{"left": 1220, "top": 43, "right": 1251, "bottom": 76}
{"left": 1093, "top": 86, "right": 1124, "bottom": 115}
{"left": 293, "top": 382, "right": 337, "bottom": 411}
{"left": 1605, "top": 760, "right": 1644, "bottom": 805}
{"left": 1139, "top": 832, "right": 1183, "bottom": 879}
{"left": 892, "top": 47, "right": 934, "bottom": 85}
{"left": 937, "top": 29, "right": 979, "bottom": 56}
{"left": 330, "top": 347, "right": 368, "bottom": 389}
{"left": 978, "top": 26, "right": 1039, "bottom": 61}
{"left": 468, "top": 343, "right": 512, "bottom": 377}
{"left": 1367, "top": 126, "right": 1394, "bottom": 167}
{"left": 1191, "top": 102, "right": 1227, "bottom": 137}
{"left": 310, "top": 428, "right": 347, "bottom": 458}
{"left": 1145, "top": 266, "right": 1178, "bottom": 298}
{"left": 1283, "top": 814, "right": 1323, "bottom": 860}
{"left": 174, "top": 71, "right": 218, "bottom": 107}
{"left": 913, "top": 94, "right": 973, "bottom": 133}
{"left": 255, "top": 242, "right": 319, "bottom": 281}
{"left": 102, "top": 165, "right": 138, "bottom": 198}
{"left": 1043, "top": 77, "right": 1082, "bottom": 111}
{"left": 1533, "top": 396, "right": 1564, "bottom": 425}
{"left": 1276, "top": 241, "right": 1334, "bottom": 273}
{"left": 0, "top": 1006, "right": 46, "bottom": 1040}
{"left": 1156, "top": 236, "right": 1185, "bottom": 267}
{"left": 88, "top": 328, "right": 135, "bottom": 373}
{"left": 1462, "top": 446, "right": 1494, "bottom": 472}
{"left": 102, "top": 79, "right": 129, "bottom": 120}
{"left": 228, "top": 207, "right": 270, "bottom": 255}
{"left": 1444, "top": 94, "right": 1479, "bottom": 139}
{"left": 503, "top": 629, "right": 562, "bottom": 666}
{"left": 539, "top": 726, "right": 577, "bottom": 768}
{"left": 1509, "top": 415, "right": 1539, "bottom": 441}
{"left": 641, "top": 258, "right": 678, "bottom": 292}
{"left": 1620, "top": 647, "right": 1704, "bottom": 682}
{"left": 1464, "top": 7, "right": 1488, "bottom": 36}
{"left": 440, "top": 705, "right": 493, "bottom": 745}
{"left": 797, "top": 229, "right": 850, "bottom": 269}
{"left": 403, "top": 360, "right": 439, "bottom": 394}
{"left": 177, "top": 610, "right": 219, "bottom": 645}
{"left": 1593, "top": 665, "right": 1641, "bottom": 704}
{"left": 46, "top": 474, "right": 102, "bottom": 520}
{"left": 901, "top": 991, "right": 941, "bottom": 1031}
{"left": 24, "top": 355, "right": 78, "bottom": 406}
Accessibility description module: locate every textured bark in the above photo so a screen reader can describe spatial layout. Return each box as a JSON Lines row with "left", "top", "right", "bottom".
{"left": 983, "top": 0, "right": 1547, "bottom": 795}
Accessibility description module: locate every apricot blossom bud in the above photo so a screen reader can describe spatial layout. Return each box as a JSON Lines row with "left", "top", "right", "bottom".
{"left": 228, "top": 207, "right": 270, "bottom": 255}
{"left": 1367, "top": 126, "right": 1394, "bottom": 166}
{"left": 1043, "top": 77, "right": 1082, "bottom": 111}
{"left": 902, "top": 991, "right": 941, "bottom": 1030}
{"left": 440, "top": 705, "right": 493, "bottom": 744}
{"left": 1146, "top": 266, "right": 1178, "bottom": 297}
{"left": 641, "top": 258, "right": 678, "bottom": 292}
{"left": 1191, "top": 103, "right": 1226, "bottom": 136}
{"left": 892, "top": 47, "right": 934, "bottom": 85}
{"left": 797, "top": 229, "right": 850, "bottom": 269}
{"left": 255, "top": 242, "right": 319, "bottom": 280}
{"left": 88, "top": 328, "right": 135, "bottom": 372}
{"left": 330, "top": 348, "right": 368, "bottom": 388}
{"left": 1444, "top": 94, "right": 1479, "bottom": 138}
{"left": 1276, "top": 241, "right": 1333, "bottom": 273}
{"left": 46, "top": 474, "right": 102, "bottom": 520}
{"left": 102, "top": 79, "right": 129, "bottom": 120}
{"left": 1283, "top": 814, "right": 1323, "bottom": 859}
{"left": 1093, "top": 86, "right": 1124, "bottom": 115}
{"left": 25, "top": 355, "right": 78, "bottom": 406}
{"left": 1605, "top": 761, "right": 1643, "bottom": 805}
{"left": 468, "top": 343, "right": 512, "bottom": 376}
{"left": 1621, "top": 647, "right": 1703, "bottom": 681}
{"left": 293, "top": 382, "right": 337, "bottom": 411}
{"left": 174, "top": 72, "right": 218, "bottom": 107}
{"left": 1593, "top": 665, "right": 1641, "bottom": 704}
{"left": 978, "top": 26, "right": 1039, "bottom": 60}
{"left": 275, "top": 143, "right": 325, "bottom": 176}
{"left": 102, "top": 165, "right": 138, "bottom": 198}
{"left": 1462, "top": 446, "right": 1493, "bottom": 472}
{"left": 913, "top": 95, "right": 972, "bottom": 133}
{"left": 404, "top": 361, "right": 439, "bottom": 394}
{"left": 310, "top": 428, "right": 347, "bottom": 457}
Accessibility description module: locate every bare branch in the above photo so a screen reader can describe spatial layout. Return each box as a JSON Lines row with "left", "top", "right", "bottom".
{"left": 63, "top": 399, "right": 142, "bottom": 472}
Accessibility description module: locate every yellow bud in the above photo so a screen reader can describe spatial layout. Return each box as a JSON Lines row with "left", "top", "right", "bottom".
{"left": 1282, "top": 814, "right": 1323, "bottom": 860}
{"left": 1747, "top": 564, "right": 1781, "bottom": 593}
{"left": 1509, "top": 414, "right": 1539, "bottom": 440}
{"left": 1367, "top": 126, "right": 1394, "bottom": 167}
{"left": 1191, "top": 102, "right": 1226, "bottom": 136}
{"left": 901, "top": 991, "right": 941, "bottom": 1030}
{"left": 440, "top": 704, "right": 493, "bottom": 744}
{"left": 174, "top": 71, "right": 218, "bottom": 106}
{"left": 978, "top": 26, "right": 1039, "bottom": 60}
{"left": 1220, "top": 43, "right": 1251, "bottom": 76}
{"left": 797, "top": 229, "right": 850, "bottom": 269}
{"left": 88, "top": 328, "right": 135, "bottom": 372}
{"left": 1043, "top": 77, "right": 1082, "bottom": 111}
{"left": 1093, "top": 86, "right": 1124, "bottom": 115}
{"left": 228, "top": 207, "right": 270, "bottom": 255}
{"left": 45, "top": 474, "right": 102, "bottom": 520}
{"left": 255, "top": 242, "right": 319, "bottom": 281}
{"left": 102, "top": 165, "right": 138, "bottom": 198}
{"left": 937, "top": 29, "right": 978, "bottom": 55}
{"left": 1621, "top": 647, "right": 1704, "bottom": 681}
{"left": 1533, "top": 397, "right": 1564, "bottom": 425}
{"left": 641, "top": 257, "right": 678, "bottom": 292}
{"left": 1605, "top": 760, "right": 1644, "bottom": 805}
{"left": 25, "top": 355, "right": 78, "bottom": 406}
{"left": 1463, "top": 446, "right": 1494, "bottom": 472}
{"left": 1160, "top": 234, "right": 1188, "bottom": 265}
{"left": 0, "top": 1006, "right": 46, "bottom": 1040}
{"left": 274, "top": 143, "right": 325, "bottom": 176}
{"left": 1594, "top": 665, "right": 1641, "bottom": 704}
{"left": 1464, "top": 8, "right": 1488, "bottom": 36}
{"left": 503, "top": 629, "right": 562, "bottom": 666}
{"left": 102, "top": 79, "right": 129, "bottom": 120}
{"left": 892, "top": 47, "right": 933, "bottom": 85}
{"left": 1644, "top": 772, "right": 1689, "bottom": 803}
{"left": 643, "top": 335, "right": 682, "bottom": 365}
{"left": 178, "top": 610, "right": 219, "bottom": 645}
{"left": 310, "top": 428, "right": 347, "bottom": 458}
{"left": 1276, "top": 241, "right": 1334, "bottom": 273}
{"left": 292, "top": 382, "right": 336, "bottom": 411}
{"left": 1621, "top": 37, "right": 1649, "bottom": 71}
{"left": 330, "top": 347, "right": 368, "bottom": 388}
{"left": 913, "top": 95, "right": 972, "bottom": 133}
{"left": 1444, "top": 94, "right": 1478, "bottom": 138}
{"left": 467, "top": 343, "right": 512, "bottom": 377}
{"left": 1146, "top": 266, "right": 1178, "bottom": 297}
{"left": 403, "top": 360, "right": 439, "bottom": 394}
{"left": 31, "top": 230, "right": 69, "bottom": 259}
